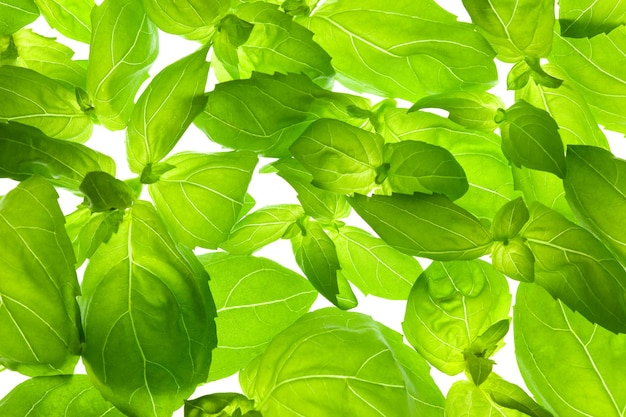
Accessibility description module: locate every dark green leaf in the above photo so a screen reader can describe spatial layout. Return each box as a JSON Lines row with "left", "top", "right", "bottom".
{"left": 185, "top": 393, "right": 260, "bottom": 417}
{"left": 507, "top": 60, "right": 532, "bottom": 90}
{"left": 349, "top": 193, "right": 493, "bottom": 261}
{"left": 149, "top": 151, "right": 257, "bottom": 249}
{"left": 0, "top": 176, "right": 81, "bottom": 376}
{"left": 463, "top": 352, "right": 494, "bottom": 386}
{"left": 199, "top": 253, "right": 316, "bottom": 381}
{"left": 521, "top": 202, "right": 626, "bottom": 333}
{"left": 0, "top": 0, "right": 38, "bottom": 36}
{"left": 559, "top": 0, "right": 626, "bottom": 37}
{"left": 79, "top": 171, "right": 135, "bottom": 212}
{"left": 33, "top": 0, "right": 93, "bottom": 43}
{"left": 87, "top": 0, "right": 158, "bottom": 130}
{"left": 300, "top": 0, "right": 497, "bottom": 101}
{"left": 65, "top": 207, "right": 124, "bottom": 266}
{"left": 240, "top": 308, "right": 445, "bottom": 417}
{"left": 81, "top": 201, "right": 217, "bottom": 417}
{"left": 127, "top": 46, "right": 210, "bottom": 173}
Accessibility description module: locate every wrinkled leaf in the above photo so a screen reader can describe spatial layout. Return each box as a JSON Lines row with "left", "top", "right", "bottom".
{"left": 65, "top": 207, "right": 124, "bottom": 267}
{"left": 33, "top": 0, "right": 93, "bottom": 43}
{"left": 559, "top": 0, "right": 626, "bottom": 37}
{"left": 185, "top": 393, "right": 260, "bottom": 417}
{"left": 0, "top": 0, "right": 38, "bottom": 36}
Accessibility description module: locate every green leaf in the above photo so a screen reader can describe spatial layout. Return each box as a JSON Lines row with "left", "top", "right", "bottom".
{"left": 379, "top": 108, "right": 519, "bottom": 220}
{"left": 0, "top": 66, "right": 92, "bottom": 142}
{"left": 462, "top": 0, "right": 555, "bottom": 62}
{"left": 409, "top": 91, "right": 505, "bottom": 132}
{"left": 149, "top": 151, "right": 257, "bottom": 249}
{"left": 507, "top": 58, "right": 563, "bottom": 91}
{"left": 463, "top": 352, "right": 494, "bottom": 386}
{"left": 292, "top": 220, "right": 357, "bottom": 309}
{"left": 491, "top": 197, "right": 529, "bottom": 240}
{"left": 81, "top": 201, "right": 217, "bottom": 417}
{"left": 349, "top": 193, "right": 494, "bottom": 261}
{"left": 328, "top": 225, "right": 421, "bottom": 300}
{"left": 194, "top": 72, "right": 371, "bottom": 158}
{"left": 402, "top": 260, "right": 510, "bottom": 375}
{"left": 185, "top": 393, "right": 260, "bottom": 417}
{"left": 127, "top": 46, "right": 210, "bottom": 174}
{"left": 0, "top": 375, "right": 125, "bottom": 416}
{"left": 32, "top": 0, "right": 93, "bottom": 43}
{"left": 515, "top": 283, "right": 626, "bottom": 417}
{"left": 499, "top": 100, "right": 566, "bottom": 178}
{"left": 507, "top": 60, "right": 532, "bottom": 90}
{"left": 481, "top": 374, "right": 553, "bottom": 417}
{"left": 270, "top": 158, "right": 352, "bottom": 220}
{"left": 220, "top": 204, "right": 305, "bottom": 255}
{"left": 491, "top": 237, "right": 535, "bottom": 283}
{"left": 0, "top": 122, "right": 115, "bottom": 190}
{"left": 142, "top": 0, "right": 232, "bottom": 42}
{"left": 0, "top": 0, "right": 38, "bottom": 36}
{"left": 521, "top": 202, "right": 626, "bottom": 333}
{"left": 290, "top": 119, "right": 384, "bottom": 195}
{"left": 550, "top": 26, "right": 626, "bottom": 134}
{"left": 213, "top": 2, "right": 334, "bottom": 87}
{"left": 383, "top": 140, "right": 468, "bottom": 199}
{"left": 564, "top": 145, "right": 626, "bottom": 263}
{"left": 6, "top": 29, "right": 88, "bottom": 90}
{"left": 65, "top": 207, "right": 125, "bottom": 266}
{"left": 87, "top": 0, "right": 158, "bottom": 130}
{"left": 198, "top": 253, "right": 317, "bottom": 381}
{"left": 240, "top": 308, "right": 445, "bottom": 417}
{"left": 300, "top": 0, "right": 497, "bottom": 101}
{"left": 559, "top": 0, "right": 626, "bottom": 37}
{"left": 79, "top": 171, "right": 135, "bottom": 212}
{"left": 0, "top": 176, "right": 81, "bottom": 376}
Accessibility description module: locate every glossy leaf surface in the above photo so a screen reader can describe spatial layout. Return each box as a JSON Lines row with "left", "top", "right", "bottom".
{"left": 0, "top": 0, "right": 38, "bottom": 36}
{"left": 33, "top": 0, "right": 93, "bottom": 43}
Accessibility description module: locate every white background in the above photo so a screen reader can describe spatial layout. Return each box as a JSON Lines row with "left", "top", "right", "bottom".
{"left": 1, "top": 0, "right": 624, "bottom": 415}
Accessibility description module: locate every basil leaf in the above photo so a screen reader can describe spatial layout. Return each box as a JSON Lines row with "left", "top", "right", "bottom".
{"left": 271, "top": 158, "right": 352, "bottom": 220}
{"left": 462, "top": 0, "right": 555, "bottom": 62}
{"left": 380, "top": 108, "right": 518, "bottom": 220}
{"left": 0, "top": 375, "right": 125, "bottom": 416}
{"left": 290, "top": 119, "right": 384, "bottom": 195}
{"left": 522, "top": 202, "right": 626, "bottom": 333}
{"left": 349, "top": 193, "right": 493, "bottom": 261}
{"left": 499, "top": 100, "right": 566, "bottom": 178}
{"left": 0, "top": 66, "right": 92, "bottom": 142}
{"left": 32, "top": 0, "right": 93, "bottom": 43}
{"left": 403, "top": 260, "right": 510, "bottom": 375}
{"left": 7, "top": 29, "right": 87, "bottom": 90}
{"left": 185, "top": 393, "right": 260, "bottom": 417}
{"left": 240, "top": 308, "right": 445, "bottom": 417}
{"left": 300, "top": 0, "right": 497, "bottom": 101}
{"left": 463, "top": 353, "right": 494, "bottom": 386}
{"left": 491, "top": 237, "right": 535, "bottom": 283}
{"left": 383, "top": 140, "right": 468, "bottom": 199}
{"left": 515, "top": 283, "right": 626, "bottom": 416}
{"left": 0, "top": 176, "right": 81, "bottom": 376}
{"left": 491, "top": 197, "right": 529, "bottom": 240}
{"left": 87, "top": 0, "right": 158, "bottom": 130}
{"left": 194, "top": 72, "right": 371, "bottom": 158}
{"left": 198, "top": 253, "right": 316, "bottom": 381}
{"left": 0, "top": 0, "right": 38, "bottom": 36}
{"left": 292, "top": 220, "right": 357, "bottom": 309}
{"left": 329, "top": 225, "right": 421, "bottom": 300}
{"left": 81, "top": 201, "right": 217, "bottom": 417}
{"left": 65, "top": 207, "right": 124, "bottom": 266}
{"left": 0, "top": 122, "right": 115, "bottom": 190}
{"left": 220, "top": 204, "right": 305, "bottom": 255}
{"left": 127, "top": 47, "right": 210, "bottom": 174}
{"left": 149, "top": 151, "right": 257, "bottom": 249}
{"left": 550, "top": 26, "right": 626, "bottom": 134}
{"left": 409, "top": 91, "right": 505, "bottom": 132}
{"left": 142, "top": 0, "right": 232, "bottom": 42}
{"left": 213, "top": 2, "right": 333, "bottom": 87}
{"left": 564, "top": 145, "right": 626, "bottom": 263}
{"left": 481, "top": 374, "right": 553, "bottom": 417}
{"left": 79, "top": 171, "right": 135, "bottom": 212}
{"left": 559, "top": 0, "right": 626, "bottom": 38}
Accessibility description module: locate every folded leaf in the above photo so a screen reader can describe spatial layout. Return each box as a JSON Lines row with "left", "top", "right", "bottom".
{"left": 515, "top": 283, "right": 626, "bottom": 416}
{"left": 403, "top": 260, "right": 510, "bottom": 375}
{"left": 185, "top": 393, "right": 260, "bottom": 417}
{"left": 521, "top": 202, "right": 626, "bottom": 333}
{"left": 0, "top": 375, "right": 125, "bottom": 416}
{"left": 0, "top": 66, "right": 92, "bottom": 142}
{"left": 127, "top": 46, "right": 210, "bottom": 174}
{"left": 81, "top": 201, "right": 217, "bottom": 417}
{"left": 0, "top": 0, "right": 38, "bottom": 36}
{"left": 87, "top": 0, "right": 158, "bottom": 130}
{"left": 0, "top": 176, "right": 81, "bottom": 376}
{"left": 300, "top": 0, "right": 497, "bottom": 101}
{"left": 564, "top": 145, "right": 626, "bottom": 263}
{"left": 33, "top": 0, "right": 93, "bottom": 43}
{"left": 349, "top": 193, "right": 494, "bottom": 261}
{"left": 199, "top": 253, "right": 316, "bottom": 381}
{"left": 79, "top": 171, "right": 135, "bottom": 212}
{"left": 462, "top": 0, "right": 555, "bottom": 62}
{"left": 559, "top": 0, "right": 626, "bottom": 37}
{"left": 481, "top": 374, "right": 553, "bottom": 417}
{"left": 240, "top": 308, "right": 445, "bottom": 417}
{"left": 65, "top": 207, "right": 124, "bottom": 266}
{"left": 491, "top": 237, "right": 535, "bottom": 283}
{"left": 491, "top": 197, "right": 530, "bottom": 240}
{"left": 0, "top": 122, "right": 115, "bottom": 190}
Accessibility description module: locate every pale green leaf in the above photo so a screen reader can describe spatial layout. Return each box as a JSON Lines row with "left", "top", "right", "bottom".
{"left": 33, "top": 0, "right": 93, "bottom": 43}
{"left": 491, "top": 237, "right": 535, "bottom": 283}
{"left": 185, "top": 393, "right": 260, "bottom": 417}
{"left": 0, "top": 0, "right": 38, "bottom": 36}
{"left": 65, "top": 207, "right": 124, "bottom": 267}
{"left": 491, "top": 197, "right": 529, "bottom": 240}
{"left": 445, "top": 380, "right": 525, "bottom": 417}
{"left": 559, "top": 0, "right": 626, "bottom": 37}
{"left": 481, "top": 374, "right": 553, "bottom": 417}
